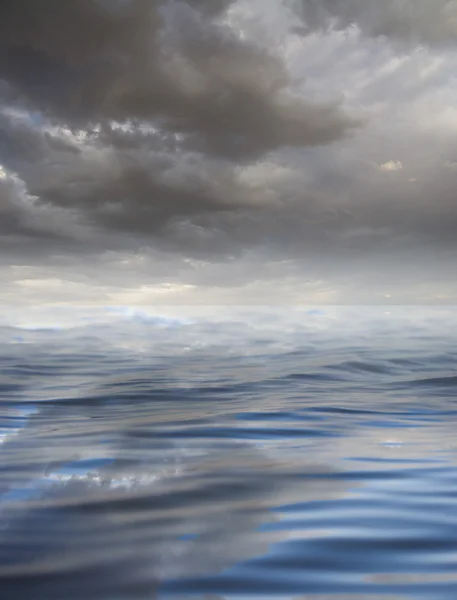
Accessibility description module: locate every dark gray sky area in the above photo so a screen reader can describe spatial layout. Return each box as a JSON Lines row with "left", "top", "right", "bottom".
{"left": 1, "top": 0, "right": 457, "bottom": 306}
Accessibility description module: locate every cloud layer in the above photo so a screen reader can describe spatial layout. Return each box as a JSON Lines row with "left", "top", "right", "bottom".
{"left": 1, "top": 0, "right": 457, "bottom": 304}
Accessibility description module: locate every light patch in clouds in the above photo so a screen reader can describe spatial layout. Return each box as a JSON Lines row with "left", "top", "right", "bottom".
{"left": 379, "top": 160, "right": 403, "bottom": 172}
{"left": 108, "top": 284, "right": 198, "bottom": 306}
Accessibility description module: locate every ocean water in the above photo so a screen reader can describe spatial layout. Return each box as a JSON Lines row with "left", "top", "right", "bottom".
{"left": 1, "top": 306, "right": 457, "bottom": 600}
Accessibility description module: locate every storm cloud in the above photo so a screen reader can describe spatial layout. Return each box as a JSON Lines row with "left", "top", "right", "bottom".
{"left": 1, "top": 0, "right": 457, "bottom": 304}
{"left": 0, "top": 0, "right": 358, "bottom": 155}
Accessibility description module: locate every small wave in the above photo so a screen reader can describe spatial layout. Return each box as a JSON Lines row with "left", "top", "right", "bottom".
{"left": 1, "top": 310, "right": 457, "bottom": 598}
{"left": 402, "top": 375, "right": 457, "bottom": 391}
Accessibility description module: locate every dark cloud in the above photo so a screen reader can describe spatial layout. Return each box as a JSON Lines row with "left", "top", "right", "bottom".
{"left": 0, "top": 0, "right": 359, "bottom": 158}
{"left": 289, "top": 0, "right": 457, "bottom": 45}
{"left": 0, "top": 176, "right": 27, "bottom": 235}
{"left": 0, "top": 0, "right": 361, "bottom": 264}
{"left": 0, "top": 171, "right": 94, "bottom": 256}
{"left": 2, "top": 105, "right": 457, "bottom": 269}
{"left": 0, "top": 0, "right": 456, "bottom": 304}
{"left": 0, "top": 112, "right": 272, "bottom": 251}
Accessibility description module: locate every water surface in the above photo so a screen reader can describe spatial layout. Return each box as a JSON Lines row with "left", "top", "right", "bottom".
{"left": 1, "top": 306, "right": 457, "bottom": 599}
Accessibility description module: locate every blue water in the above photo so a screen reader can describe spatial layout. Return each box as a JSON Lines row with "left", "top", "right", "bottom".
{"left": 1, "top": 306, "right": 457, "bottom": 599}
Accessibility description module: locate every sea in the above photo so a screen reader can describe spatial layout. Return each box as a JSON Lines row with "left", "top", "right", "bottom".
{"left": 1, "top": 305, "right": 457, "bottom": 600}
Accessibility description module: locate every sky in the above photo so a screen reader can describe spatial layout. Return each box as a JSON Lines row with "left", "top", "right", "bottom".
{"left": 1, "top": 0, "right": 457, "bottom": 308}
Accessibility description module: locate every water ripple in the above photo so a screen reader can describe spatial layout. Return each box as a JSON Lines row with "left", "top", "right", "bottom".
{"left": 1, "top": 311, "right": 457, "bottom": 598}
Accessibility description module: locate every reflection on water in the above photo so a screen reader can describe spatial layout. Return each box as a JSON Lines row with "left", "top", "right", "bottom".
{"left": 1, "top": 307, "right": 457, "bottom": 599}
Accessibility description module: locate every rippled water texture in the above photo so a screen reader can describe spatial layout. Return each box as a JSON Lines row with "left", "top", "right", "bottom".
{"left": 1, "top": 306, "right": 457, "bottom": 599}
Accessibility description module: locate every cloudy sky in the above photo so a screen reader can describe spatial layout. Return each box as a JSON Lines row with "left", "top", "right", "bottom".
{"left": 1, "top": 0, "right": 457, "bottom": 307}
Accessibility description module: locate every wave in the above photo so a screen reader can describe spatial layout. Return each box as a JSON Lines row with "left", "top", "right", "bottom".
{"left": 1, "top": 307, "right": 457, "bottom": 597}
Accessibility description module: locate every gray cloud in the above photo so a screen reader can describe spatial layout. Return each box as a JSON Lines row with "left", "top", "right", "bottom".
{"left": 290, "top": 0, "right": 457, "bottom": 45}
{"left": 2, "top": 98, "right": 457, "bottom": 273}
{"left": 0, "top": 0, "right": 361, "bottom": 266}
{"left": 0, "top": 0, "right": 359, "bottom": 159}
{"left": 0, "top": 111, "right": 280, "bottom": 254}
{"left": 1, "top": 0, "right": 457, "bottom": 304}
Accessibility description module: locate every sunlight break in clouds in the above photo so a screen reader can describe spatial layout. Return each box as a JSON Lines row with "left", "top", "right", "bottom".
{"left": 379, "top": 160, "right": 403, "bottom": 172}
